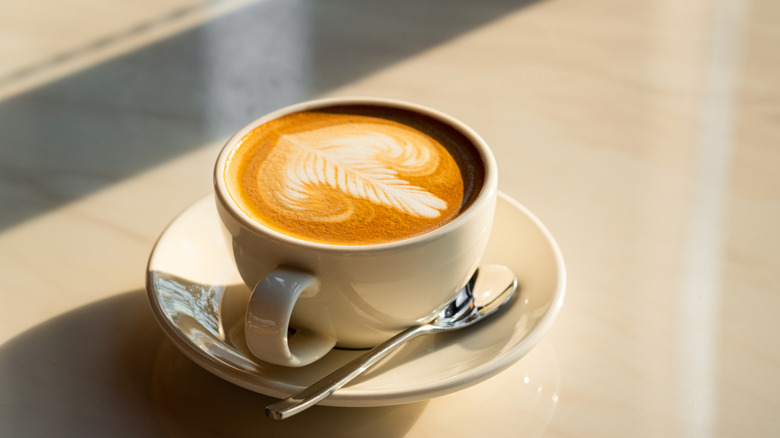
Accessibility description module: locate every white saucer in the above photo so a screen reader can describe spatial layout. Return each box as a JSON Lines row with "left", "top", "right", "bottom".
{"left": 146, "top": 192, "right": 566, "bottom": 407}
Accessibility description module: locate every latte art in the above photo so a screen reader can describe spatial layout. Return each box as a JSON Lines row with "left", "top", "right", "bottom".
{"left": 259, "top": 122, "right": 447, "bottom": 222}
{"left": 224, "top": 105, "right": 484, "bottom": 245}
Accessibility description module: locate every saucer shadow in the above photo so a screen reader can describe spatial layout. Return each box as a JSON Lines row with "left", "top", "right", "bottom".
{"left": 0, "top": 290, "right": 426, "bottom": 437}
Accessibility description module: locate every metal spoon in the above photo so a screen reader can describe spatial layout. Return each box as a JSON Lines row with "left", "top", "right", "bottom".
{"left": 265, "top": 264, "right": 518, "bottom": 419}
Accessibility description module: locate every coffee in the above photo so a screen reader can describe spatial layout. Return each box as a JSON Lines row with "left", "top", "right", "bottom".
{"left": 224, "top": 104, "right": 484, "bottom": 245}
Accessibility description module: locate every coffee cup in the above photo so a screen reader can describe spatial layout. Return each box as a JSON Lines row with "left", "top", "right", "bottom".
{"left": 214, "top": 97, "right": 497, "bottom": 367}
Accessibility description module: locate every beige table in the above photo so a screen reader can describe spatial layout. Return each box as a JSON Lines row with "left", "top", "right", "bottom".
{"left": 1, "top": 0, "right": 777, "bottom": 436}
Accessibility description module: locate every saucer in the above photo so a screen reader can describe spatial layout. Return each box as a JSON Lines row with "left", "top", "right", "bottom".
{"left": 146, "top": 192, "right": 566, "bottom": 407}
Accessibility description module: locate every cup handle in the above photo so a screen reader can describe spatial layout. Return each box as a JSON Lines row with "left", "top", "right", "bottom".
{"left": 244, "top": 267, "right": 337, "bottom": 367}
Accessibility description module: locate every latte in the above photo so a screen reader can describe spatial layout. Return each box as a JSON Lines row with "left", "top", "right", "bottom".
{"left": 224, "top": 104, "right": 484, "bottom": 245}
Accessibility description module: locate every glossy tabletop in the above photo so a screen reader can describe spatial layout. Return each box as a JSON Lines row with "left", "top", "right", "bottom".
{"left": 1, "top": 0, "right": 778, "bottom": 436}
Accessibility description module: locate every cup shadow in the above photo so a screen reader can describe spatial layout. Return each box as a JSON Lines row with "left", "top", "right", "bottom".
{"left": 0, "top": 290, "right": 427, "bottom": 437}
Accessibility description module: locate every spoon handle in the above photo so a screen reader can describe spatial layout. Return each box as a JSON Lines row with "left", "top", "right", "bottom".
{"left": 265, "top": 324, "right": 433, "bottom": 419}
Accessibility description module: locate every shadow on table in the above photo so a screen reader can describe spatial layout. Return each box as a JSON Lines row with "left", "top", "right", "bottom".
{"left": 0, "top": 291, "right": 427, "bottom": 437}
{"left": 0, "top": 0, "right": 539, "bottom": 231}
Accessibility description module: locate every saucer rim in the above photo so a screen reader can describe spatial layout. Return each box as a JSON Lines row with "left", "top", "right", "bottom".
{"left": 145, "top": 191, "right": 566, "bottom": 406}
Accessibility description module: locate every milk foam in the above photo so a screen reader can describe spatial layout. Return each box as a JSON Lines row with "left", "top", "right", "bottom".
{"left": 256, "top": 122, "right": 448, "bottom": 222}
{"left": 226, "top": 106, "right": 478, "bottom": 245}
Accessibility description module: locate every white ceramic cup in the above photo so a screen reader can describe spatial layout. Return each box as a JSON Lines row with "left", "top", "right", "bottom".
{"left": 214, "top": 97, "right": 498, "bottom": 367}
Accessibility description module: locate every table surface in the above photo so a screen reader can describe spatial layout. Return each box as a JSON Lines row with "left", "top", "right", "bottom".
{"left": 1, "top": 0, "right": 778, "bottom": 436}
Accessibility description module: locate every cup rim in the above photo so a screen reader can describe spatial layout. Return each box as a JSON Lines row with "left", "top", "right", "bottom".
{"left": 214, "top": 96, "right": 498, "bottom": 252}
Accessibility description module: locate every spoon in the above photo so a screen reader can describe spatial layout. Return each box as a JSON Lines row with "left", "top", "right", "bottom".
{"left": 265, "top": 264, "right": 518, "bottom": 419}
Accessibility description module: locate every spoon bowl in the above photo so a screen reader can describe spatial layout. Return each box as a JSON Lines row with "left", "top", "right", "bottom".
{"left": 266, "top": 264, "right": 517, "bottom": 419}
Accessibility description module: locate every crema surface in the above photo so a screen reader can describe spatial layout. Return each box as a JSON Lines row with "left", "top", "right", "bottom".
{"left": 224, "top": 105, "right": 483, "bottom": 245}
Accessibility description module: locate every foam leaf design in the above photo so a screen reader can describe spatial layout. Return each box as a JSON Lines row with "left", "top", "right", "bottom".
{"left": 257, "top": 122, "right": 447, "bottom": 220}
